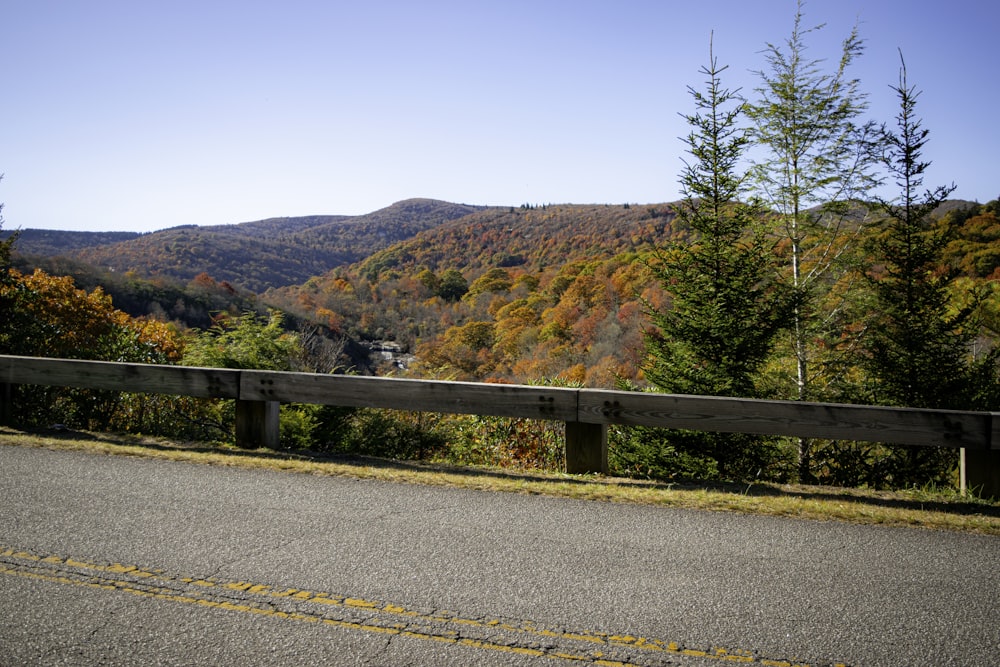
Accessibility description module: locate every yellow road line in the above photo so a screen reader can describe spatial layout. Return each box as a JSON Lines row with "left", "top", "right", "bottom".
{"left": 0, "top": 546, "right": 847, "bottom": 667}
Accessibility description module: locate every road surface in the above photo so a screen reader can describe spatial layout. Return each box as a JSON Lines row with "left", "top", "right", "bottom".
{"left": 0, "top": 443, "right": 997, "bottom": 666}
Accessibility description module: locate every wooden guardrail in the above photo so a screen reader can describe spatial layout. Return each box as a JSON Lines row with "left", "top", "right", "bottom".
{"left": 1, "top": 354, "right": 997, "bottom": 496}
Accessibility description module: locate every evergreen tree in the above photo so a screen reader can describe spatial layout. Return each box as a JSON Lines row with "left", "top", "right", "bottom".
{"left": 863, "top": 55, "right": 999, "bottom": 483}
{"left": 745, "top": 1, "right": 877, "bottom": 479}
{"left": 641, "top": 40, "right": 793, "bottom": 480}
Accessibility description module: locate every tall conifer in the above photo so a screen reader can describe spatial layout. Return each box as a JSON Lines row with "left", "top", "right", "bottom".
{"left": 867, "top": 55, "right": 959, "bottom": 407}
{"left": 642, "top": 39, "right": 792, "bottom": 479}
{"left": 863, "top": 55, "right": 999, "bottom": 483}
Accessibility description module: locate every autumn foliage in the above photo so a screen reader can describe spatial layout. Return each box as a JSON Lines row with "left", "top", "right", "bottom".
{"left": 0, "top": 265, "right": 185, "bottom": 431}
{"left": 1, "top": 267, "right": 181, "bottom": 363}
{"left": 265, "top": 204, "right": 680, "bottom": 387}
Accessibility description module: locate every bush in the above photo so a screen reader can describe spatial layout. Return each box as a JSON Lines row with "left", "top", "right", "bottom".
{"left": 279, "top": 404, "right": 319, "bottom": 450}
{"left": 321, "top": 409, "right": 450, "bottom": 461}
{"left": 307, "top": 405, "right": 358, "bottom": 452}
{"left": 812, "top": 440, "right": 959, "bottom": 490}
{"left": 609, "top": 425, "right": 795, "bottom": 483}
{"left": 609, "top": 426, "right": 719, "bottom": 481}
{"left": 444, "top": 414, "right": 565, "bottom": 471}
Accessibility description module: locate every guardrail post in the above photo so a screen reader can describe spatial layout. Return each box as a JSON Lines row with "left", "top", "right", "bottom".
{"left": 564, "top": 421, "right": 608, "bottom": 474}
{"left": 963, "top": 414, "right": 1000, "bottom": 499}
{"left": 235, "top": 399, "right": 280, "bottom": 449}
{"left": 964, "top": 449, "right": 1000, "bottom": 500}
{"left": 0, "top": 382, "right": 12, "bottom": 426}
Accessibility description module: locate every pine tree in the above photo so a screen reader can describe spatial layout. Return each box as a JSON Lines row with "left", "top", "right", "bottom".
{"left": 642, "top": 40, "right": 793, "bottom": 479}
{"left": 863, "top": 55, "right": 999, "bottom": 486}
{"left": 866, "top": 55, "right": 1000, "bottom": 409}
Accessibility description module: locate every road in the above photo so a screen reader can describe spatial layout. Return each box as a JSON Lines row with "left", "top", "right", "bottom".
{"left": 0, "top": 443, "right": 996, "bottom": 666}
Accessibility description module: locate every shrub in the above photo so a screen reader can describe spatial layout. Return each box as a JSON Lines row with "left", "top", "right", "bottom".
{"left": 609, "top": 425, "right": 796, "bottom": 483}
{"left": 444, "top": 414, "right": 564, "bottom": 471}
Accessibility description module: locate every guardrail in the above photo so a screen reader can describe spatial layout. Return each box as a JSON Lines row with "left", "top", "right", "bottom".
{"left": 1, "top": 354, "right": 997, "bottom": 496}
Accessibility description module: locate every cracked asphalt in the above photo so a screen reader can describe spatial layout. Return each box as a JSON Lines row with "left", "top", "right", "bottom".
{"left": 0, "top": 443, "right": 997, "bottom": 666}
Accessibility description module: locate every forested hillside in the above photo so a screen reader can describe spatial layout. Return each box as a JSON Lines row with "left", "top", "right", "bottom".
{"left": 12, "top": 195, "right": 996, "bottom": 388}
{"left": 1, "top": 229, "right": 141, "bottom": 256}
{"left": 264, "top": 203, "right": 687, "bottom": 384}
{"left": 14, "top": 195, "right": 995, "bottom": 392}
{"left": 16, "top": 199, "right": 487, "bottom": 293}
{"left": 351, "top": 203, "right": 681, "bottom": 279}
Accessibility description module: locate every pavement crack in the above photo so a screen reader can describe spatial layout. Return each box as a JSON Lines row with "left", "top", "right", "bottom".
{"left": 206, "top": 530, "right": 309, "bottom": 580}
{"left": 364, "top": 633, "right": 395, "bottom": 666}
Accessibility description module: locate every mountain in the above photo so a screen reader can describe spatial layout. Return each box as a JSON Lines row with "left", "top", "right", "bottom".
{"left": 1, "top": 229, "right": 141, "bottom": 256}
{"left": 354, "top": 203, "right": 681, "bottom": 281}
{"left": 11, "top": 199, "right": 488, "bottom": 293}
{"left": 263, "top": 202, "right": 686, "bottom": 385}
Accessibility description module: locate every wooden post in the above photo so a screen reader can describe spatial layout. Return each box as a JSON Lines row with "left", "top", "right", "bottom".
{"left": 963, "top": 414, "right": 1000, "bottom": 499}
{"left": 963, "top": 449, "right": 1000, "bottom": 500}
{"left": 564, "top": 421, "right": 608, "bottom": 474}
{"left": 0, "top": 382, "right": 12, "bottom": 426}
{"left": 235, "top": 399, "right": 280, "bottom": 449}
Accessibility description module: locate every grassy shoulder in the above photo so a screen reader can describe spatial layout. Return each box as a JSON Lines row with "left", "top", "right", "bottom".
{"left": 2, "top": 425, "right": 998, "bottom": 536}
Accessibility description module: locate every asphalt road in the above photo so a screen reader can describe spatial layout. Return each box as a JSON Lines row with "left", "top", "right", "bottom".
{"left": 0, "top": 444, "right": 996, "bottom": 666}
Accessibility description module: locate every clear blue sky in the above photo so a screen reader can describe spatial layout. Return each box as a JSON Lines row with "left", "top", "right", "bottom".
{"left": 3, "top": 0, "right": 998, "bottom": 232}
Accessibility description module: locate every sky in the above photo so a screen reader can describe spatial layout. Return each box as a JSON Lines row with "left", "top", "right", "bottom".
{"left": 3, "top": 0, "right": 998, "bottom": 233}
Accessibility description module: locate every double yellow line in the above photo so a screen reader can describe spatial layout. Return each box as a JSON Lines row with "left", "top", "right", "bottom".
{"left": 0, "top": 546, "right": 843, "bottom": 667}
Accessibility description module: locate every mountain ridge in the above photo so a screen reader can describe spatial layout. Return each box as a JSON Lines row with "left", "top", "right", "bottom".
{"left": 6, "top": 198, "right": 985, "bottom": 298}
{"left": 7, "top": 199, "right": 489, "bottom": 293}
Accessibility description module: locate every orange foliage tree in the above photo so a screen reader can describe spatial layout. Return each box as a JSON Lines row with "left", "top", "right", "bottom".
{"left": 1, "top": 268, "right": 181, "bottom": 363}
{"left": 1, "top": 266, "right": 184, "bottom": 430}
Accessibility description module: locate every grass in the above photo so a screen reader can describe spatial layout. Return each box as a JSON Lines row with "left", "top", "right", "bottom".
{"left": 2, "top": 425, "right": 998, "bottom": 536}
